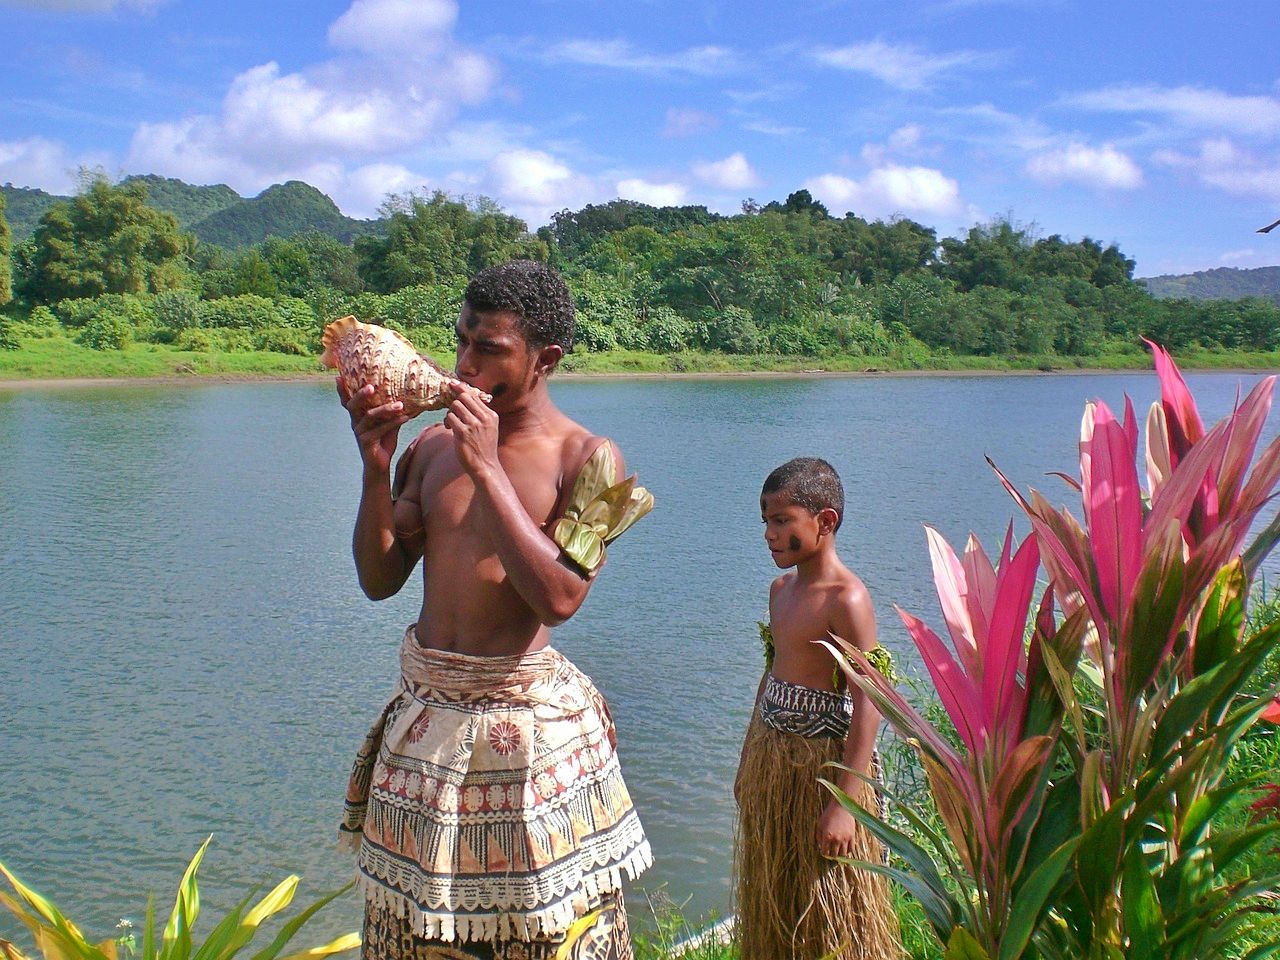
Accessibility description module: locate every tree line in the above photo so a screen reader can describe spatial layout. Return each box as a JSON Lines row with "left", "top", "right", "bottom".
{"left": 1, "top": 176, "right": 1277, "bottom": 361}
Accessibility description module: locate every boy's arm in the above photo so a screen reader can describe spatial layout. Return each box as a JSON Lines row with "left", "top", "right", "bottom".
{"left": 817, "top": 582, "right": 881, "bottom": 859}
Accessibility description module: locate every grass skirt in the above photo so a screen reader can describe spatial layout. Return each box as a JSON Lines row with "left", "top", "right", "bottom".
{"left": 734, "top": 713, "right": 902, "bottom": 960}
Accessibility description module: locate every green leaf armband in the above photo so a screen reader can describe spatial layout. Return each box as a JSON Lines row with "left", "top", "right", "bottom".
{"left": 551, "top": 442, "right": 654, "bottom": 577}
{"left": 832, "top": 642, "right": 898, "bottom": 690}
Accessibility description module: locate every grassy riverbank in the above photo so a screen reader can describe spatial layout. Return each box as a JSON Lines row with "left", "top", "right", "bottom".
{"left": 2, "top": 335, "right": 1280, "bottom": 385}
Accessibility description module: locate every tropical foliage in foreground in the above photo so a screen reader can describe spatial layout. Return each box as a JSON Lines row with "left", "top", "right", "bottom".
{"left": 824, "top": 343, "right": 1280, "bottom": 959}
{"left": 0, "top": 838, "right": 358, "bottom": 960}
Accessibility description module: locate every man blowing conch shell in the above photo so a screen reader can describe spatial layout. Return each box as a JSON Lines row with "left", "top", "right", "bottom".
{"left": 336, "top": 260, "right": 654, "bottom": 960}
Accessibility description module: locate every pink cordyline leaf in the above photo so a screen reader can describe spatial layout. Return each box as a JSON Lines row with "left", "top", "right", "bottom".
{"left": 1214, "top": 376, "right": 1274, "bottom": 508}
{"left": 896, "top": 606, "right": 986, "bottom": 753}
{"left": 1083, "top": 402, "right": 1144, "bottom": 627}
{"left": 1146, "top": 403, "right": 1173, "bottom": 496}
{"left": 990, "top": 458, "right": 1111, "bottom": 649}
{"left": 962, "top": 533, "right": 998, "bottom": 654}
{"left": 820, "top": 638, "right": 979, "bottom": 808}
{"left": 1144, "top": 416, "right": 1232, "bottom": 551}
{"left": 1146, "top": 338, "right": 1204, "bottom": 462}
{"left": 926, "top": 527, "right": 982, "bottom": 680}
{"left": 989, "top": 735, "right": 1056, "bottom": 858}
{"left": 1080, "top": 402, "right": 1095, "bottom": 500}
{"left": 985, "top": 533, "right": 1040, "bottom": 740}
{"left": 1234, "top": 431, "right": 1280, "bottom": 519}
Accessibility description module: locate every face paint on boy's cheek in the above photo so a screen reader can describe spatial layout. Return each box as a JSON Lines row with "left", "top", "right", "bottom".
{"left": 489, "top": 383, "right": 509, "bottom": 399}
{"left": 789, "top": 535, "right": 801, "bottom": 550}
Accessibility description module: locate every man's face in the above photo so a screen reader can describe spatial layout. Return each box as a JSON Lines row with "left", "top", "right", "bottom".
{"left": 454, "top": 305, "right": 539, "bottom": 410}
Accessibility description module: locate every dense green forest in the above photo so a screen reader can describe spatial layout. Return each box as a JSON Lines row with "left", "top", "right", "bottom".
{"left": 1, "top": 174, "right": 1278, "bottom": 370}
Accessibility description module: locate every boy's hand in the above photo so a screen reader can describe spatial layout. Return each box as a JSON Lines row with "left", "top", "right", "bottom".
{"left": 817, "top": 799, "right": 859, "bottom": 860}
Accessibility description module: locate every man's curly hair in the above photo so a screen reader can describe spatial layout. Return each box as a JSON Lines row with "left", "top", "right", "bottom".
{"left": 463, "top": 260, "right": 576, "bottom": 353}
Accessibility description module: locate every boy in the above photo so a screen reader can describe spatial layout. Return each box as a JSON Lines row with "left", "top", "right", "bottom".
{"left": 734, "top": 457, "right": 901, "bottom": 960}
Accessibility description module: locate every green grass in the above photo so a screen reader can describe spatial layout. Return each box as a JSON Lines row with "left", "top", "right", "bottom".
{"left": 4, "top": 334, "right": 1280, "bottom": 384}
{"left": 0, "top": 334, "right": 322, "bottom": 380}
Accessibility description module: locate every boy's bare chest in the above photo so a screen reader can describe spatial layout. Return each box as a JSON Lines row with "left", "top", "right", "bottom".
{"left": 770, "top": 584, "right": 836, "bottom": 648}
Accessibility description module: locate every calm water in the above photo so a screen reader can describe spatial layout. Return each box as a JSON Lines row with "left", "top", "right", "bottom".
{"left": 2, "top": 370, "right": 1276, "bottom": 944}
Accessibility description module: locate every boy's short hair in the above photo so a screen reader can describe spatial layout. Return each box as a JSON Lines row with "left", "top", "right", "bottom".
{"left": 762, "top": 457, "right": 845, "bottom": 531}
{"left": 464, "top": 260, "right": 576, "bottom": 353}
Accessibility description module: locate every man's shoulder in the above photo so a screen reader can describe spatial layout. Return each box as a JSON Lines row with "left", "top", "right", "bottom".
{"left": 557, "top": 422, "right": 620, "bottom": 477}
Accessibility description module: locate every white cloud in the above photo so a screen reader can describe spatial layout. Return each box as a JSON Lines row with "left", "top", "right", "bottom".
{"left": 124, "top": 0, "right": 496, "bottom": 198}
{"left": 616, "top": 178, "right": 689, "bottom": 207}
{"left": 692, "top": 152, "right": 760, "bottom": 190}
{"left": 327, "top": 0, "right": 456, "bottom": 56}
{"left": 1065, "top": 84, "right": 1280, "bottom": 137}
{"left": 939, "top": 102, "right": 1056, "bottom": 152}
{"left": 804, "top": 164, "right": 963, "bottom": 218}
{"left": 1026, "top": 142, "right": 1143, "bottom": 190}
{"left": 662, "top": 107, "right": 719, "bottom": 139}
{"left": 812, "top": 39, "right": 991, "bottom": 91}
{"left": 543, "top": 39, "right": 734, "bottom": 76}
{"left": 740, "top": 118, "right": 804, "bottom": 137}
{"left": 1154, "top": 138, "right": 1280, "bottom": 202}
{"left": 482, "top": 149, "right": 603, "bottom": 225}
{"left": 337, "top": 163, "right": 428, "bottom": 218}
{"left": 1218, "top": 248, "right": 1257, "bottom": 265}
{"left": 862, "top": 124, "right": 927, "bottom": 164}
{"left": 0, "top": 136, "right": 110, "bottom": 194}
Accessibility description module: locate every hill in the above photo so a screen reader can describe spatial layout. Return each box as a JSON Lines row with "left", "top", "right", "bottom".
{"left": 119, "top": 174, "right": 241, "bottom": 230}
{"left": 190, "top": 180, "right": 380, "bottom": 247}
{"left": 1140, "top": 265, "right": 1280, "bottom": 305}
{"left": 1, "top": 176, "right": 382, "bottom": 248}
{"left": 1, "top": 185, "right": 61, "bottom": 240}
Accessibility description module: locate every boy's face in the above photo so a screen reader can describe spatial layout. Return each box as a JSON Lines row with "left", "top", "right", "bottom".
{"left": 760, "top": 490, "right": 834, "bottom": 568}
{"left": 454, "top": 306, "right": 561, "bottom": 413}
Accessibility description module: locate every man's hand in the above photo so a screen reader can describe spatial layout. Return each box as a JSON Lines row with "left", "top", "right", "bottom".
{"left": 817, "top": 799, "right": 859, "bottom": 860}
{"left": 444, "top": 388, "right": 499, "bottom": 480}
{"left": 338, "top": 379, "right": 409, "bottom": 475}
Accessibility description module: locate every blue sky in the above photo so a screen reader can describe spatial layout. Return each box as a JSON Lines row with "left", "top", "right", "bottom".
{"left": 2, "top": 0, "right": 1278, "bottom": 276}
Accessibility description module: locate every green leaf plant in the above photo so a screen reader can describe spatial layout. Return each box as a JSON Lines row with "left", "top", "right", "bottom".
{"left": 825, "top": 341, "right": 1280, "bottom": 959}
{"left": 0, "top": 839, "right": 359, "bottom": 960}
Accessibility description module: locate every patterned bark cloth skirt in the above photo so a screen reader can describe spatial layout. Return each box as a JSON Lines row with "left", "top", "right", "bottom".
{"left": 342, "top": 627, "right": 651, "bottom": 958}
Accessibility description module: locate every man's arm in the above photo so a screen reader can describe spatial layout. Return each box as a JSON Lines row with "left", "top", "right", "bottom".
{"left": 817, "top": 582, "right": 881, "bottom": 859}
{"left": 445, "top": 391, "right": 596, "bottom": 625}
{"left": 340, "top": 380, "right": 422, "bottom": 600}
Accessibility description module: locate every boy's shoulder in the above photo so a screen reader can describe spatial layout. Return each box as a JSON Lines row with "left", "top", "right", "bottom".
{"left": 827, "top": 566, "right": 876, "bottom": 649}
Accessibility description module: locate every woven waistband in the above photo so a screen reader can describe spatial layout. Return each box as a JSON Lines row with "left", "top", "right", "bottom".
{"left": 759, "top": 673, "right": 853, "bottom": 740}
{"left": 398, "top": 625, "right": 564, "bottom": 700}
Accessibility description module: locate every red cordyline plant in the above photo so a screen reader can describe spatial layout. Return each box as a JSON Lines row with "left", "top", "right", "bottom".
{"left": 990, "top": 342, "right": 1280, "bottom": 958}
{"left": 822, "top": 525, "right": 1089, "bottom": 960}
{"left": 826, "top": 343, "right": 1280, "bottom": 960}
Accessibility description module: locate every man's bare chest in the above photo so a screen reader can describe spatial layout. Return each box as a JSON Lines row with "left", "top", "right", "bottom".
{"left": 418, "top": 446, "right": 564, "bottom": 529}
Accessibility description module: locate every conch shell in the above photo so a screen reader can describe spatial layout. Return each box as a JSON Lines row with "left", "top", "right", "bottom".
{"left": 321, "top": 315, "right": 472, "bottom": 415}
